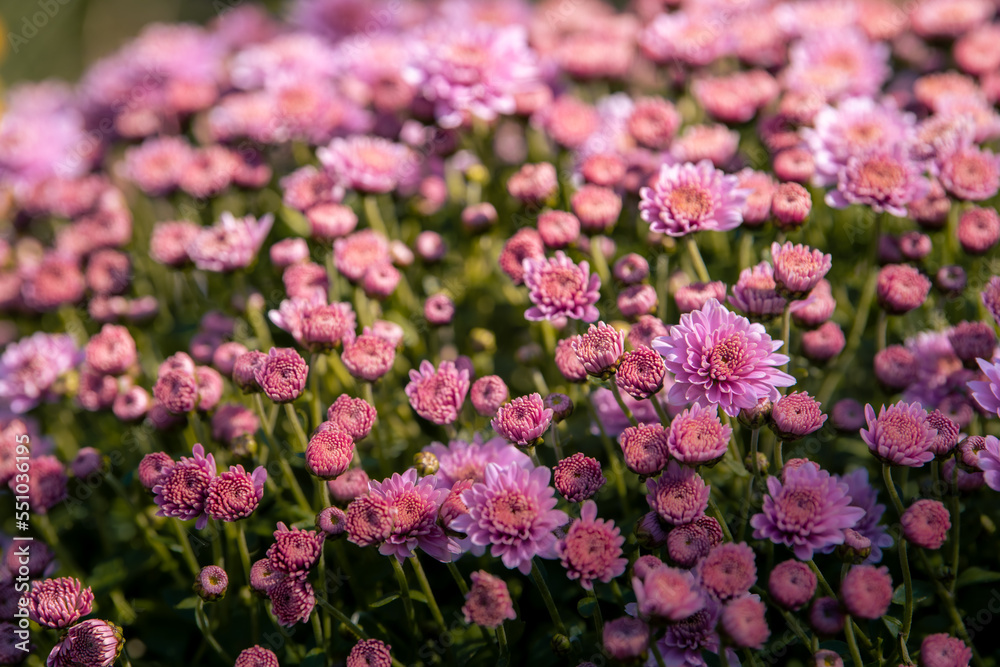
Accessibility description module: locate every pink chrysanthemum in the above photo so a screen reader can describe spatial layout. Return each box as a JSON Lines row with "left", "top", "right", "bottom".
{"left": 557, "top": 500, "right": 627, "bottom": 590}
{"left": 653, "top": 299, "right": 794, "bottom": 417}
{"left": 602, "top": 617, "right": 650, "bottom": 662}
{"left": 521, "top": 251, "right": 601, "bottom": 323}
{"left": 152, "top": 443, "right": 216, "bottom": 530}
{"left": 508, "top": 163, "right": 557, "bottom": 205}
{"left": 462, "top": 570, "right": 516, "bottom": 628}
{"left": 453, "top": 463, "right": 569, "bottom": 575}
{"left": 46, "top": 619, "right": 123, "bottom": 667}
{"left": 949, "top": 321, "right": 996, "bottom": 367}
{"left": 615, "top": 347, "right": 666, "bottom": 400}
{"left": 204, "top": 464, "right": 266, "bottom": 522}
{"left": 771, "top": 392, "right": 827, "bottom": 440}
{"left": 255, "top": 347, "right": 308, "bottom": 404}
{"left": 305, "top": 428, "right": 354, "bottom": 480}
{"left": 267, "top": 522, "right": 324, "bottom": 575}
{"left": 639, "top": 160, "right": 748, "bottom": 237}
{"left": 721, "top": 594, "right": 769, "bottom": 649}
{"left": 920, "top": 633, "right": 974, "bottom": 667}
{"left": 498, "top": 228, "right": 545, "bottom": 285}
{"left": 646, "top": 460, "right": 711, "bottom": 526}
{"left": 783, "top": 28, "right": 889, "bottom": 101}
{"left": 619, "top": 424, "right": 670, "bottom": 476}
{"left": 675, "top": 281, "right": 728, "bottom": 315}
{"left": 973, "top": 436, "right": 1000, "bottom": 491}
{"left": 877, "top": 265, "right": 931, "bottom": 315}
{"left": 901, "top": 499, "right": 951, "bottom": 550}
{"left": 770, "top": 242, "right": 832, "bottom": 296}
{"left": 729, "top": 262, "right": 787, "bottom": 319}
{"left": 345, "top": 494, "right": 394, "bottom": 546}
{"left": 333, "top": 230, "right": 391, "bottom": 283}
{"left": 0, "top": 332, "right": 80, "bottom": 414}
{"left": 268, "top": 576, "right": 315, "bottom": 627}
{"left": 424, "top": 436, "right": 531, "bottom": 488}
{"left": 572, "top": 321, "right": 625, "bottom": 379}
{"left": 840, "top": 564, "right": 892, "bottom": 619}
{"left": 187, "top": 212, "right": 273, "bottom": 273}
{"left": 666, "top": 516, "right": 724, "bottom": 569}
{"left": 939, "top": 146, "right": 1000, "bottom": 201}
{"left": 341, "top": 328, "right": 396, "bottom": 382}
{"left": 982, "top": 277, "right": 1000, "bottom": 326}
{"left": 405, "top": 360, "right": 470, "bottom": 426}
{"left": 667, "top": 403, "right": 732, "bottom": 466}
{"left": 318, "top": 135, "right": 417, "bottom": 194}
{"left": 84, "top": 325, "right": 136, "bottom": 376}
{"left": 150, "top": 221, "right": 199, "bottom": 266}
{"left": 633, "top": 562, "right": 705, "bottom": 622}
{"left": 768, "top": 559, "right": 817, "bottom": 610}
{"left": 826, "top": 148, "right": 928, "bottom": 217}
{"left": 470, "top": 375, "right": 508, "bottom": 418}
{"left": 368, "top": 468, "right": 458, "bottom": 563}
{"left": 234, "top": 646, "right": 279, "bottom": 667}
{"left": 698, "top": 542, "right": 757, "bottom": 601}
{"left": 269, "top": 296, "right": 356, "bottom": 352}
{"left": 751, "top": 462, "right": 865, "bottom": 559}
{"left": 491, "top": 393, "right": 553, "bottom": 447}
{"left": 138, "top": 452, "right": 174, "bottom": 490}
{"left": 552, "top": 453, "right": 605, "bottom": 502}
{"left": 195, "top": 565, "right": 228, "bottom": 601}
{"left": 346, "top": 638, "right": 392, "bottom": 667}
{"left": 29, "top": 577, "right": 94, "bottom": 629}
{"left": 861, "top": 402, "right": 936, "bottom": 467}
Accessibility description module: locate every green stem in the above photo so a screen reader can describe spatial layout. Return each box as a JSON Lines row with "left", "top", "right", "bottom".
{"left": 276, "top": 454, "right": 313, "bottom": 515}
{"left": 172, "top": 519, "right": 200, "bottom": 577}
{"left": 195, "top": 600, "right": 232, "bottom": 664}
{"left": 590, "top": 233, "right": 611, "bottom": 288}
{"left": 586, "top": 391, "right": 630, "bottom": 516}
{"left": 842, "top": 564, "right": 866, "bottom": 667}
{"left": 707, "top": 496, "right": 734, "bottom": 542}
{"left": 588, "top": 588, "right": 604, "bottom": 636}
{"left": 236, "top": 522, "right": 252, "bottom": 585}
{"left": 311, "top": 608, "right": 325, "bottom": 650}
{"left": 739, "top": 428, "right": 761, "bottom": 542}
{"left": 949, "top": 460, "right": 961, "bottom": 595}
{"left": 816, "top": 269, "right": 878, "bottom": 406}
{"left": 284, "top": 403, "right": 311, "bottom": 452}
{"left": 650, "top": 396, "right": 671, "bottom": 426}
{"left": 882, "top": 464, "right": 913, "bottom": 652}
{"left": 650, "top": 638, "right": 667, "bottom": 667}
{"left": 364, "top": 195, "right": 388, "bottom": 237}
{"left": 916, "top": 550, "right": 985, "bottom": 667}
{"left": 780, "top": 302, "right": 792, "bottom": 377}
{"left": 315, "top": 595, "right": 370, "bottom": 640}
{"left": 530, "top": 558, "right": 567, "bottom": 635}
{"left": 310, "top": 353, "right": 323, "bottom": 429}
{"left": 876, "top": 310, "right": 888, "bottom": 353}
{"left": 774, "top": 440, "right": 784, "bottom": 472}
{"left": 496, "top": 624, "right": 509, "bottom": 663}
{"left": 390, "top": 557, "right": 415, "bottom": 636}
{"left": 447, "top": 561, "right": 469, "bottom": 595}
{"left": 410, "top": 555, "right": 446, "bottom": 630}
{"left": 550, "top": 423, "right": 564, "bottom": 460}
{"left": 685, "top": 235, "right": 711, "bottom": 283}
{"left": 609, "top": 381, "right": 638, "bottom": 427}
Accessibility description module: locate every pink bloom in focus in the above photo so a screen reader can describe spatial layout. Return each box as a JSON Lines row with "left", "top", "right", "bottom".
{"left": 667, "top": 403, "right": 732, "bottom": 466}
{"left": 860, "top": 402, "right": 936, "bottom": 467}
{"left": 556, "top": 500, "right": 627, "bottom": 590}
{"left": 521, "top": 251, "right": 601, "bottom": 323}
{"left": 255, "top": 347, "right": 308, "bottom": 404}
{"left": 491, "top": 393, "right": 553, "bottom": 447}
{"left": 405, "top": 360, "right": 470, "bottom": 425}
{"left": 152, "top": 443, "right": 216, "bottom": 530}
{"left": 729, "top": 262, "right": 787, "bottom": 319}
{"left": 369, "top": 468, "right": 459, "bottom": 563}
{"left": 453, "top": 463, "right": 569, "bottom": 575}
{"left": 652, "top": 299, "right": 794, "bottom": 417}
{"left": 646, "top": 460, "right": 710, "bottom": 526}
{"left": 639, "top": 160, "right": 748, "bottom": 237}
{"left": 204, "top": 464, "right": 266, "bottom": 522}
{"left": 770, "top": 242, "right": 832, "bottom": 296}
{"left": 341, "top": 328, "right": 396, "bottom": 382}
{"left": 552, "top": 453, "right": 605, "bottom": 502}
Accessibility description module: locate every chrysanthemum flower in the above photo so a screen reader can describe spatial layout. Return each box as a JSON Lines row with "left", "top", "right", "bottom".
{"left": 306, "top": 429, "right": 355, "bottom": 480}
{"left": 919, "top": 633, "right": 974, "bottom": 667}
{"left": 876, "top": 264, "right": 931, "bottom": 315}
{"left": 341, "top": 328, "right": 396, "bottom": 382}
{"left": 554, "top": 336, "right": 588, "bottom": 383}
{"left": 267, "top": 522, "right": 324, "bottom": 575}
{"left": 646, "top": 460, "right": 710, "bottom": 526}
{"left": 498, "top": 228, "right": 545, "bottom": 285}
{"left": 602, "top": 617, "right": 650, "bottom": 662}
{"left": 153, "top": 443, "right": 216, "bottom": 529}
{"left": 633, "top": 563, "right": 705, "bottom": 621}
{"left": 269, "top": 296, "right": 356, "bottom": 351}
{"left": 770, "top": 392, "right": 827, "bottom": 440}
{"left": 325, "top": 394, "right": 377, "bottom": 442}
{"left": 453, "top": 463, "right": 569, "bottom": 574}
{"left": 901, "top": 499, "right": 951, "bottom": 549}
{"left": 939, "top": 146, "right": 1000, "bottom": 201}
{"left": 424, "top": 436, "right": 531, "bottom": 488}
{"left": 653, "top": 299, "right": 794, "bottom": 416}
{"left": 234, "top": 646, "right": 279, "bottom": 667}
{"left": 254, "top": 347, "right": 308, "bottom": 404}
{"left": 552, "top": 453, "right": 605, "bottom": 502}
{"left": 810, "top": 596, "right": 845, "bottom": 635}
{"left": 750, "top": 462, "right": 865, "bottom": 559}
{"left": 615, "top": 347, "right": 666, "bottom": 400}
{"left": 368, "top": 468, "right": 458, "bottom": 563}
{"left": 268, "top": 576, "right": 315, "bottom": 627}
{"left": 195, "top": 565, "right": 228, "bottom": 601}
{"left": 405, "top": 360, "right": 470, "bottom": 426}
{"left": 729, "top": 262, "right": 787, "bottom": 319}
{"left": 573, "top": 321, "right": 625, "bottom": 379}
{"left": 783, "top": 28, "right": 889, "bottom": 101}
{"left": 840, "top": 564, "right": 892, "bottom": 619}
{"left": 28, "top": 577, "right": 94, "bottom": 629}
{"left": 639, "top": 160, "right": 748, "bottom": 237}
{"left": 138, "top": 452, "right": 174, "bottom": 490}
{"left": 462, "top": 570, "right": 516, "bottom": 628}
{"left": 697, "top": 542, "right": 757, "bottom": 601}
{"left": 667, "top": 403, "right": 732, "bottom": 466}
{"left": 721, "top": 594, "right": 769, "bottom": 649}
{"left": 976, "top": 436, "right": 1000, "bottom": 491}
{"left": 619, "top": 424, "right": 670, "bottom": 476}
{"left": 204, "top": 464, "right": 266, "bottom": 522}
{"left": 346, "top": 638, "right": 393, "bottom": 667}
{"left": 768, "top": 560, "right": 816, "bottom": 610}
{"left": 333, "top": 230, "right": 391, "bottom": 283}
{"left": 770, "top": 242, "right": 832, "bottom": 297}
{"left": 317, "top": 135, "right": 417, "bottom": 194}
{"left": 345, "top": 494, "right": 394, "bottom": 547}
{"left": 470, "top": 375, "right": 508, "bottom": 418}
{"left": 675, "top": 281, "right": 727, "bottom": 314}
{"left": 556, "top": 500, "right": 626, "bottom": 590}
{"left": 46, "top": 619, "right": 123, "bottom": 667}
{"left": 0, "top": 332, "right": 80, "bottom": 414}
{"left": 186, "top": 212, "right": 273, "bottom": 273}
{"left": 861, "top": 401, "right": 936, "bottom": 467}
{"left": 521, "top": 251, "right": 600, "bottom": 323}
{"left": 969, "top": 358, "right": 1000, "bottom": 419}
{"left": 666, "top": 516, "right": 724, "bottom": 568}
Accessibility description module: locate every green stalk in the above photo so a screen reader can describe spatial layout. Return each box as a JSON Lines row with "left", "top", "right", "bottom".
{"left": 496, "top": 624, "right": 510, "bottom": 663}
{"left": 195, "top": 600, "right": 232, "bottom": 664}
{"left": 685, "top": 235, "right": 711, "bottom": 283}
{"left": 650, "top": 395, "right": 671, "bottom": 426}
{"left": 882, "top": 464, "right": 913, "bottom": 654}
{"left": 315, "top": 595, "right": 369, "bottom": 639}
{"left": 707, "top": 496, "right": 734, "bottom": 543}
{"left": 390, "top": 557, "right": 415, "bottom": 636}
{"left": 531, "top": 558, "right": 567, "bottom": 635}
{"left": 949, "top": 460, "right": 961, "bottom": 595}
{"left": 916, "top": 550, "right": 985, "bottom": 667}
{"left": 410, "top": 555, "right": 446, "bottom": 630}
{"left": 447, "top": 562, "right": 470, "bottom": 595}
{"left": 550, "top": 422, "right": 564, "bottom": 460}
{"left": 588, "top": 588, "right": 604, "bottom": 636}
{"left": 774, "top": 440, "right": 784, "bottom": 472}
{"left": 609, "top": 381, "right": 638, "bottom": 427}
{"left": 586, "top": 391, "right": 630, "bottom": 515}
{"left": 650, "top": 638, "right": 667, "bottom": 667}
{"left": 876, "top": 310, "right": 888, "bottom": 353}
{"left": 172, "top": 519, "right": 200, "bottom": 577}
{"left": 590, "top": 234, "right": 611, "bottom": 287}
{"left": 842, "top": 565, "right": 866, "bottom": 667}
{"left": 780, "top": 302, "right": 792, "bottom": 377}
{"left": 364, "top": 195, "right": 389, "bottom": 237}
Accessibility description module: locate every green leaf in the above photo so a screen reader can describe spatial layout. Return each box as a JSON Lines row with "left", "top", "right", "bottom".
{"left": 892, "top": 581, "right": 933, "bottom": 605}
{"left": 300, "top": 648, "right": 326, "bottom": 667}
{"left": 370, "top": 594, "right": 399, "bottom": 608}
{"left": 409, "top": 591, "right": 428, "bottom": 604}
{"left": 174, "top": 596, "right": 200, "bottom": 610}
{"left": 577, "top": 597, "right": 595, "bottom": 618}
{"left": 956, "top": 567, "right": 1000, "bottom": 589}
{"left": 882, "top": 615, "right": 902, "bottom": 637}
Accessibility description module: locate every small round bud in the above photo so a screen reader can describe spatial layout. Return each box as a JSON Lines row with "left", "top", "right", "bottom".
{"left": 413, "top": 452, "right": 440, "bottom": 476}
{"left": 738, "top": 397, "right": 772, "bottom": 429}
{"left": 544, "top": 393, "right": 574, "bottom": 422}
{"left": 195, "top": 565, "right": 228, "bottom": 601}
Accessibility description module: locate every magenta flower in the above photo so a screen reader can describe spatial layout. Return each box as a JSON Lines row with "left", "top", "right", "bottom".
{"left": 269, "top": 295, "right": 356, "bottom": 351}
{"left": 619, "top": 424, "right": 670, "bottom": 476}
{"left": 826, "top": 148, "right": 928, "bottom": 216}
{"left": 405, "top": 360, "right": 470, "bottom": 425}
{"left": 861, "top": 402, "right": 936, "bottom": 467}
{"left": 425, "top": 436, "right": 531, "bottom": 488}
{"left": 602, "top": 617, "right": 650, "bottom": 662}
{"left": 491, "top": 393, "right": 554, "bottom": 447}
{"left": 667, "top": 403, "right": 732, "bottom": 466}
{"left": 235, "top": 646, "right": 279, "bottom": 667}
{"left": 267, "top": 522, "right": 324, "bottom": 575}
{"left": 317, "top": 135, "right": 417, "bottom": 194}
{"left": 768, "top": 560, "right": 817, "bottom": 610}
{"left": 195, "top": 565, "right": 228, "bottom": 601}
{"left": 721, "top": 595, "right": 769, "bottom": 649}
{"left": 633, "top": 563, "right": 705, "bottom": 622}
{"left": 615, "top": 347, "right": 666, "bottom": 400}
{"left": 346, "top": 639, "right": 393, "bottom": 667}
{"left": 667, "top": 516, "right": 724, "bottom": 568}
{"left": 646, "top": 460, "right": 711, "bottom": 525}
{"left": 750, "top": 462, "right": 865, "bottom": 560}
{"left": 770, "top": 392, "right": 827, "bottom": 440}
{"left": 341, "top": 327, "right": 397, "bottom": 382}
{"left": 839, "top": 469, "right": 894, "bottom": 564}
{"left": 470, "top": 375, "right": 508, "bottom": 418}
{"left": 840, "top": 565, "right": 892, "bottom": 620}
{"left": 652, "top": 299, "right": 795, "bottom": 417}
{"left": 345, "top": 495, "right": 394, "bottom": 547}
{"left": 0, "top": 332, "right": 80, "bottom": 413}
{"left": 556, "top": 500, "right": 627, "bottom": 590}
{"left": 920, "top": 634, "right": 973, "bottom": 667}
{"left": 368, "top": 468, "right": 459, "bottom": 563}
{"left": 770, "top": 242, "right": 832, "bottom": 296}
{"left": 573, "top": 321, "right": 625, "bottom": 379}
{"left": 268, "top": 576, "right": 315, "bottom": 627}
{"left": 728, "top": 262, "right": 787, "bottom": 319}
{"left": 697, "top": 542, "right": 757, "bottom": 601}
{"left": 46, "top": 619, "right": 123, "bottom": 667}
{"left": 639, "top": 160, "right": 748, "bottom": 237}
{"left": 453, "top": 463, "right": 569, "bottom": 574}
{"left": 325, "top": 394, "right": 377, "bottom": 441}
{"left": 521, "top": 251, "right": 601, "bottom": 323}
{"left": 783, "top": 28, "right": 889, "bottom": 101}
{"left": 29, "top": 577, "right": 94, "bottom": 629}
{"left": 969, "top": 358, "right": 1000, "bottom": 418}
{"left": 901, "top": 499, "right": 951, "bottom": 550}
{"left": 305, "top": 429, "right": 355, "bottom": 480}
{"left": 187, "top": 212, "right": 273, "bottom": 272}
{"left": 977, "top": 436, "right": 1000, "bottom": 491}
{"left": 462, "top": 571, "right": 516, "bottom": 628}
{"left": 138, "top": 452, "right": 174, "bottom": 490}
{"left": 255, "top": 347, "right": 308, "bottom": 404}
{"left": 152, "top": 443, "right": 216, "bottom": 529}
{"left": 552, "top": 453, "right": 605, "bottom": 502}
{"left": 204, "top": 464, "right": 266, "bottom": 522}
